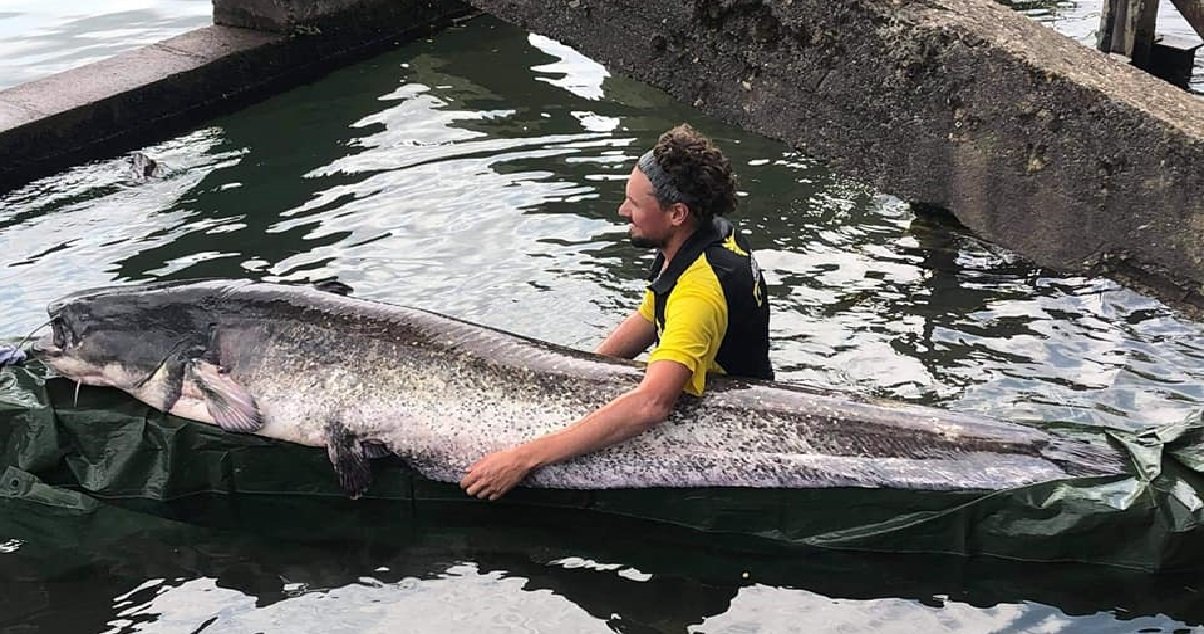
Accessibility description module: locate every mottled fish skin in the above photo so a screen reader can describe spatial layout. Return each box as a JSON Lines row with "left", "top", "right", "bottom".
{"left": 32, "top": 280, "right": 1128, "bottom": 491}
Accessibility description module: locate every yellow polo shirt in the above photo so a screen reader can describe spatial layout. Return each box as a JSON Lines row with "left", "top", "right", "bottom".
{"left": 637, "top": 255, "right": 729, "bottom": 396}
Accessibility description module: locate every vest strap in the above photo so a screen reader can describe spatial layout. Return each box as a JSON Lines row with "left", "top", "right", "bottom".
{"left": 647, "top": 217, "right": 733, "bottom": 295}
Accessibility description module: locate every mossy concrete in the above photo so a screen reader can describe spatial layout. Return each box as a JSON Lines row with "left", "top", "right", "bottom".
{"left": 471, "top": 0, "right": 1204, "bottom": 313}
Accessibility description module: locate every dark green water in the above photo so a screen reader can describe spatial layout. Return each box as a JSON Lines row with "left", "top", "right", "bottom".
{"left": 3, "top": 14, "right": 1204, "bottom": 633}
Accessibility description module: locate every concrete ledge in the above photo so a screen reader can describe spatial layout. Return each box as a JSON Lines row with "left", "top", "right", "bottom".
{"left": 471, "top": 0, "right": 1204, "bottom": 313}
{"left": 213, "top": 0, "right": 434, "bottom": 34}
{"left": 0, "top": 0, "right": 472, "bottom": 193}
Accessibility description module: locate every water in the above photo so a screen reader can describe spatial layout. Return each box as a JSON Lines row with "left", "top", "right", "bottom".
{"left": 2, "top": 7, "right": 1204, "bottom": 634}
{"left": 5, "top": 499, "right": 1200, "bottom": 633}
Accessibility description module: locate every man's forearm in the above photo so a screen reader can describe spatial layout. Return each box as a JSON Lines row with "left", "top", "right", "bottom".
{"left": 595, "top": 312, "right": 656, "bottom": 358}
{"left": 461, "top": 360, "right": 692, "bottom": 500}
{"left": 520, "top": 388, "right": 672, "bottom": 469}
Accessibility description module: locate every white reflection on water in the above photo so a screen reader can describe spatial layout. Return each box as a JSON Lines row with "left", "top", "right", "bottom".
{"left": 528, "top": 34, "right": 610, "bottom": 102}
{"left": 0, "top": 127, "right": 244, "bottom": 327}
{"left": 549, "top": 556, "right": 654, "bottom": 582}
{"left": 97, "top": 566, "right": 1201, "bottom": 634}
{"left": 270, "top": 72, "right": 630, "bottom": 347}
{"left": 690, "top": 583, "right": 1196, "bottom": 634}
{"left": 103, "top": 564, "right": 612, "bottom": 634}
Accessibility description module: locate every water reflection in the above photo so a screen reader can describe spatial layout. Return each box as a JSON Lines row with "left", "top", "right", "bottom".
{"left": 0, "top": 128, "right": 242, "bottom": 313}
{"left": 4, "top": 496, "right": 1203, "bottom": 633}
{"left": 693, "top": 583, "right": 1197, "bottom": 633}
{"left": 104, "top": 567, "right": 611, "bottom": 634}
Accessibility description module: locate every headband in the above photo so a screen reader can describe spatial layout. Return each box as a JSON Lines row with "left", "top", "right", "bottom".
{"left": 637, "top": 150, "right": 690, "bottom": 207}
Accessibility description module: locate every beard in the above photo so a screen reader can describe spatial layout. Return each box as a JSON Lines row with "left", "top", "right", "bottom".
{"left": 629, "top": 229, "right": 665, "bottom": 250}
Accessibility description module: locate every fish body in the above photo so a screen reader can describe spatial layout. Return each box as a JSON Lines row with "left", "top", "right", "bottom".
{"left": 32, "top": 279, "right": 1126, "bottom": 495}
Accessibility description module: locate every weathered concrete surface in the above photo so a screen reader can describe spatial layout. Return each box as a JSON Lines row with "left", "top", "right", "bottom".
{"left": 0, "top": 0, "right": 471, "bottom": 193}
{"left": 471, "top": 0, "right": 1204, "bottom": 313}
{"left": 213, "top": 0, "right": 449, "bottom": 34}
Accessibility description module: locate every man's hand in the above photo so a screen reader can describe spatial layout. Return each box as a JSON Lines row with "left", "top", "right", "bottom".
{"left": 460, "top": 446, "right": 538, "bottom": 501}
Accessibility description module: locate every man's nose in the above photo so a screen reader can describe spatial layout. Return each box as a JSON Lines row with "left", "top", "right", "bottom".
{"left": 617, "top": 202, "right": 631, "bottom": 218}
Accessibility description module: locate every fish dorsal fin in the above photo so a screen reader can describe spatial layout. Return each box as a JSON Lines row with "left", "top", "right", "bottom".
{"left": 313, "top": 280, "right": 353, "bottom": 296}
{"left": 189, "top": 359, "right": 264, "bottom": 432}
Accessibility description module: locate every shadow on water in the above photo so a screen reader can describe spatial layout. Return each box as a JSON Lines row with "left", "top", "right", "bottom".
{"left": 3, "top": 493, "right": 1204, "bottom": 633}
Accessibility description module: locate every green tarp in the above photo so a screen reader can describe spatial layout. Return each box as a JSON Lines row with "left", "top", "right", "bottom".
{"left": 3, "top": 362, "right": 1203, "bottom": 572}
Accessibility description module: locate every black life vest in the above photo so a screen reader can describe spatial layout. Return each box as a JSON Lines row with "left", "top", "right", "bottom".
{"left": 647, "top": 217, "right": 774, "bottom": 381}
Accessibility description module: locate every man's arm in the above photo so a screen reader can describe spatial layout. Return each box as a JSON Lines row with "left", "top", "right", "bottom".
{"left": 460, "top": 359, "right": 692, "bottom": 500}
{"left": 595, "top": 311, "right": 657, "bottom": 359}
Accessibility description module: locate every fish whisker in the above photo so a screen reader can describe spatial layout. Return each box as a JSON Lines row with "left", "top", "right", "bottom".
{"left": 15, "top": 317, "right": 54, "bottom": 350}
{"left": 73, "top": 379, "right": 82, "bottom": 407}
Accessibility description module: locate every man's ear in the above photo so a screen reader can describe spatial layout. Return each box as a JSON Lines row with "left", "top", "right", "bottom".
{"left": 668, "top": 202, "right": 692, "bottom": 226}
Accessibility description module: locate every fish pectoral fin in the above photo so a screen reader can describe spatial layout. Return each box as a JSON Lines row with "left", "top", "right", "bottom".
{"left": 325, "top": 420, "right": 374, "bottom": 499}
{"left": 134, "top": 344, "right": 192, "bottom": 412}
{"left": 158, "top": 355, "right": 186, "bottom": 413}
{"left": 189, "top": 360, "right": 264, "bottom": 433}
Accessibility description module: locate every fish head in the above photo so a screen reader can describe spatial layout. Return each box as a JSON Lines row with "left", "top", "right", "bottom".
{"left": 31, "top": 280, "right": 237, "bottom": 389}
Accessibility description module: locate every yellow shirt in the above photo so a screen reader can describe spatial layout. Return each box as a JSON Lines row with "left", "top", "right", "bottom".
{"left": 637, "top": 255, "right": 729, "bottom": 396}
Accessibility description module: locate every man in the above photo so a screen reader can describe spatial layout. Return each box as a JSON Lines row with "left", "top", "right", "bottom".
{"left": 460, "top": 123, "right": 772, "bottom": 500}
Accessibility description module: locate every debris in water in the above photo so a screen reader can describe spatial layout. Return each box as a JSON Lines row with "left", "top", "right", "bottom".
{"left": 128, "top": 152, "right": 168, "bottom": 179}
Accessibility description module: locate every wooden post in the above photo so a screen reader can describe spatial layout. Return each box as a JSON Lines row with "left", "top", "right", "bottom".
{"left": 1166, "top": 0, "right": 1204, "bottom": 39}
{"left": 1128, "top": 0, "right": 1162, "bottom": 67}
{"left": 1097, "top": 0, "right": 1162, "bottom": 68}
{"left": 1098, "top": 0, "right": 1126, "bottom": 52}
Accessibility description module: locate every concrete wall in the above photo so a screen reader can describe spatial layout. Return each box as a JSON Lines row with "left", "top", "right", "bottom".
{"left": 0, "top": 0, "right": 471, "bottom": 194}
{"left": 470, "top": 0, "right": 1204, "bottom": 313}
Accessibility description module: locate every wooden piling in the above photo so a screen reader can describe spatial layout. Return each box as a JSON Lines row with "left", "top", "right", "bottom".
{"left": 1098, "top": 0, "right": 1162, "bottom": 66}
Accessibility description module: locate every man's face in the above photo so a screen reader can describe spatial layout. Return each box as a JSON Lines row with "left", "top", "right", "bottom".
{"left": 618, "top": 167, "right": 674, "bottom": 249}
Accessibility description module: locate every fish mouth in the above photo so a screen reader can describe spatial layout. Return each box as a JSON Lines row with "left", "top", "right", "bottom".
{"left": 30, "top": 332, "right": 62, "bottom": 358}
{"left": 36, "top": 314, "right": 73, "bottom": 355}
{"left": 29, "top": 332, "right": 113, "bottom": 387}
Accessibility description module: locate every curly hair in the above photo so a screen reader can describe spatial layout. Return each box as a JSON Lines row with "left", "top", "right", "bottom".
{"left": 645, "top": 123, "right": 738, "bottom": 222}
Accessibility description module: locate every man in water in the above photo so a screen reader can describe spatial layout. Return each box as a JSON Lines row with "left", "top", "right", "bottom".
{"left": 461, "top": 123, "right": 773, "bottom": 500}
